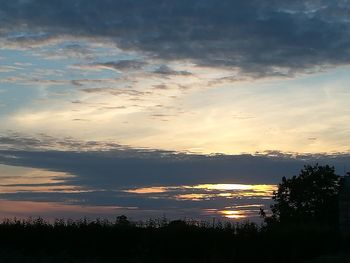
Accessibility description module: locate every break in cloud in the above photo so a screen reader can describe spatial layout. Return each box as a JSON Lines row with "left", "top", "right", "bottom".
{"left": 1, "top": 0, "right": 350, "bottom": 77}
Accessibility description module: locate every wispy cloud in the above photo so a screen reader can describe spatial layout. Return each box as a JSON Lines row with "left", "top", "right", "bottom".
{"left": 71, "top": 60, "right": 147, "bottom": 72}
{"left": 152, "top": 65, "right": 192, "bottom": 77}
{"left": 0, "top": 65, "right": 23, "bottom": 72}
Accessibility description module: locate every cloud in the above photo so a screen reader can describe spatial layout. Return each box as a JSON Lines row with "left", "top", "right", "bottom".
{"left": 0, "top": 65, "right": 23, "bottom": 73}
{"left": 1, "top": 75, "right": 133, "bottom": 88}
{"left": 96, "top": 60, "right": 147, "bottom": 71}
{"left": 152, "top": 84, "right": 169, "bottom": 90}
{"left": 1, "top": 134, "right": 350, "bottom": 188}
{"left": 0, "top": 133, "right": 127, "bottom": 151}
{"left": 44, "top": 43, "right": 97, "bottom": 60}
{"left": 0, "top": 31, "right": 59, "bottom": 50}
{"left": 2, "top": 0, "right": 350, "bottom": 77}
{"left": 153, "top": 65, "right": 192, "bottom": 76}
{"left": 0, "top": 150, "right": 306, "bottom": 188}
{"left": 71, "top": 60, "right": 148, "bottom": 72}
{"left": 81, "top": 87, "right": 152, "bottom": 97}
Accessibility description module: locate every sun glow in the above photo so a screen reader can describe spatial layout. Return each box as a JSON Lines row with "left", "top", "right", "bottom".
{"left": 124, "top": 186, "right": 170, "bottom": 194}
{"left": 191, "top": 184, "right": 252, "bottom": 191}
{"left": 125, "top": 183, "right": 277, "bottom": 202}
{"left": 220, "top": 210, "right": 247, "bottom": 219}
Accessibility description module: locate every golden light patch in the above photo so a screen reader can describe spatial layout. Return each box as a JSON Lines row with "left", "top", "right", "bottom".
{"left": 125, "top": 186, "right": 170, "bottom": 194}
{"left": 220, "top": 210, "right": 247, "bottom": 219}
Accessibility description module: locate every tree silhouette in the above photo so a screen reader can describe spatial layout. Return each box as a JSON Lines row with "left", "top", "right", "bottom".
{"left": 266, "top": 164, "right": 341, "bottom": 225}
{"left": 115, "top": 215, "right": 131, "bottom": 227}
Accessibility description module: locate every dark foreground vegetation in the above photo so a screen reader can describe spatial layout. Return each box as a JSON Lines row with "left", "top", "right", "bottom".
{"left": 0, "top": 216, "right": 349, "bottom": 263}
{"left": 0, "top": 216, "right": 345, "bottom": 263}
{"left": 1, "top": 164, "right": 349, "bottom": 262}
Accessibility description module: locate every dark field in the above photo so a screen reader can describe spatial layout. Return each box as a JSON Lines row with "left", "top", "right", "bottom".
{"left": 0, "top": 216, "right": 349, "bottom": 263}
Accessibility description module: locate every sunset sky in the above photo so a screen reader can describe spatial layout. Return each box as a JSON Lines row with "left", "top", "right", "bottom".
{"left": 1, "top": 0, "right": 350, "bottom": 220}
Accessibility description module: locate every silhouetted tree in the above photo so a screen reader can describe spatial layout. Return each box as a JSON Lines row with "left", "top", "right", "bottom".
{"left": 266, "top": 164, "right": 341, "bottom": 225}
{"left": 116, "top": 215, "right": 130, "bottom": 227}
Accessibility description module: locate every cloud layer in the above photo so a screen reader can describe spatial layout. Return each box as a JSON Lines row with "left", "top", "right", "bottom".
{"left": 1, "top": 135, "right": 349, "bottom": 220}
{"left": 2, "top": 0, "right": 350, "bottom": 76}
{"left": 1, "top": 134, "right": 350, "bottom": 187}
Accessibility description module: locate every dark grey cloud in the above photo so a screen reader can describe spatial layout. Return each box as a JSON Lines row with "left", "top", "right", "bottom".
{"left": 0, "top": 135, "right": 41, "bottom": 149}
{"left": 1, "top": 134, "right": 350, "bottom": 187}
{"left": 1, "top": 0, "right": 350, "bottom": 76}
{"left": 1, "top": 138, "right": 350, "bottom": 188}
{"left": 0, "top": 133, "right": 127, "bottom": 151}
{"left": 153, "top": 65, "right": 192, "bottom": 76}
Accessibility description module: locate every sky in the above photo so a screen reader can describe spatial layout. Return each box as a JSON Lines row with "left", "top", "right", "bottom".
{"left": 1, "top": 0, "right": 350, "bottom": 221}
